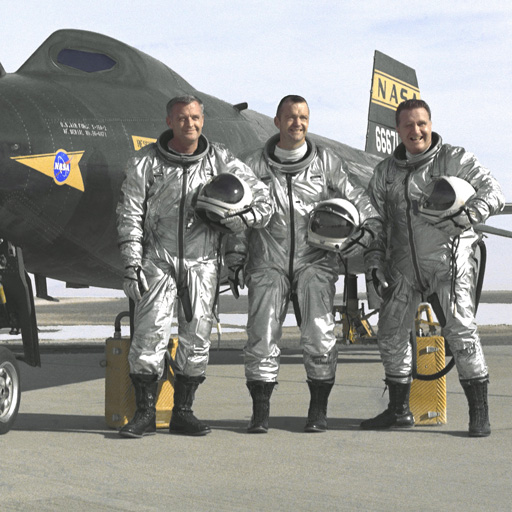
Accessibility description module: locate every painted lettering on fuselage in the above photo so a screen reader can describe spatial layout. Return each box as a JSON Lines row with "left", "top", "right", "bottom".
{"left": 132, "top": 136, "right": 157, "bottom": 151}
{"left": 371, "top": 69, "right": 420, "bottom": 111}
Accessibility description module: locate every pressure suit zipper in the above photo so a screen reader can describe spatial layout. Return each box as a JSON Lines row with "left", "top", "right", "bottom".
{"left": 404, "top": 169, "right": 427, "bottom": 292}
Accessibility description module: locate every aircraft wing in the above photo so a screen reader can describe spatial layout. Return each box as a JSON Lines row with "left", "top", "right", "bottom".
{"left": 476, "top": 224, "right": 512, "bottom": 239}
{"left": 500, "top": 203, "right": 512, "bottom": 215}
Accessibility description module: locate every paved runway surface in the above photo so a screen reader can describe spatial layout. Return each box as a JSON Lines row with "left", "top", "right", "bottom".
{"left": 1, "top": 294, "right": 511, "bottom": 511}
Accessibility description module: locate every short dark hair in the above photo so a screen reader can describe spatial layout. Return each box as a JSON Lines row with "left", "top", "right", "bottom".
{"left": 395, "top": 99, "right": 431, "bottom": 126}
{"left": 166, "top": 95, "right": 204, "bottom": 117}
{"left": 276, "top": 95, "right": 308, "bottom": 117}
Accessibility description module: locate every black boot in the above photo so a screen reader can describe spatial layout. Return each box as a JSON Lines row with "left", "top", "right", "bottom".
{"left": 461, "top": 377, "right": 491, "bottom": 437}
{"left": 169, "top": 374, "right": 211, "bottom": 436}
{"left": 246, "top": 381, "right": 276, "bottom": 434}
{"left": 360, "top": 379, "right": 414, "bottom": 429}
{"left": 119, "top": 374, "right": 158, "bottom": 438}
{"left": 304, "top": 379, "right": 334, "bottom": 433}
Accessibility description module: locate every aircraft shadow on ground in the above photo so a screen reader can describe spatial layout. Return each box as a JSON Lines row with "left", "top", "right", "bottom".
{"left": 12, "top": 414, "right": 469, "bottom": 438}
{"left": 206, "top": 416, "right": 362, "bottom": 433}
{"left": 187, "top": 419, "right": 471, "bottom": 438}
{"left": 19, "top": 355, "right": 107, "bottom": 392}
{"left": 10, "top": 414, "right": 369, "bottom": 434}
{"left": 13, "top": 413, "right": 108, "bottom": 433}
{"left": 208, "top": 348, "right": 381, "bottom": 366}
{"left": 15, "top": 349, "right": 381, "bottom": 394}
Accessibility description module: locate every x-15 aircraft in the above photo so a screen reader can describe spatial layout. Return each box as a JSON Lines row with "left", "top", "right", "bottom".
{"left": 1, "top": 30, "right": 509, "bottom": 434}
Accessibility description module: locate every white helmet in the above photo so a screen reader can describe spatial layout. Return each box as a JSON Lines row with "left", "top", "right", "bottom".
{"left": 195, "top": 173, "right": 253, "bottom": 233}
{"left": 307, "top": 198, "right": 360, "bottom": 251}
{"left": 418, "top": 176, "right": 476, "bottom": 223}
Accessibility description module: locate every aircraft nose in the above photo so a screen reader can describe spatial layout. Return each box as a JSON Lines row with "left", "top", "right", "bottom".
{"left": 0, "top": 141, "right": 32, "bottom": 192}
{"left": 0, "top": 89, "right": 30, "bottom": 190}
{"left": 0, "top": 94, "right": 40, "bottom": 243}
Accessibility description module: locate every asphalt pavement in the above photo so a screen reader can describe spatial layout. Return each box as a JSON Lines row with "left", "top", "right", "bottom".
{"left": 1, "top": 295, "right": 511, "bottom": 511}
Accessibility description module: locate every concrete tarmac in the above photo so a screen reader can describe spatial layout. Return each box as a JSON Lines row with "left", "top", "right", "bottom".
{"left": 1, "top": 296, "right": 511, "bottom": 511}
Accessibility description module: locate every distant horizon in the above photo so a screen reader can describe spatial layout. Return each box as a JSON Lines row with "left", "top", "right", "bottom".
{"left": 41, "top": 277, "right": 512, "bottom": 299}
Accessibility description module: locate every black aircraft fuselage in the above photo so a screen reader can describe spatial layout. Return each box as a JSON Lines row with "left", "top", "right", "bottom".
{"left": 0, "top": 29, "right": 379, "bottom": 290}
{"left": 0, "top": 28, "right": 380, "bottom": 372}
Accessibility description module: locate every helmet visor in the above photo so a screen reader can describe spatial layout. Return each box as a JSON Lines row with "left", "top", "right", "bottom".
{"left": 202, "top": 174, "right": 245, "bottom": 204}
{"left": 423, "top": 180, "right": 456, "bottom": 211}
{"left": 310, "top": 210, "right": 355, "bottom": 239}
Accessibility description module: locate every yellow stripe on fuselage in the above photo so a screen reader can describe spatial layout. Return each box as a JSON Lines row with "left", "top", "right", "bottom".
{"left": 11, "top": 150, "right": 85, "bottom": 192}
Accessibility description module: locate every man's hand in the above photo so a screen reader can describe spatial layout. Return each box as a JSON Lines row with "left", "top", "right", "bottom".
{"left": 434, "top": 210, "right": 473, "bottom": 237}
{"left": 220, "top": 209, "right": 255, "bottom": 233}
{"left": 367, "top": 266, "right": 388, "bottom": 298}
{"left": 227, "top": 265, "right": 245, "bottom": 299}
{"left": 123, "top": 266, "right": 149, "bottom": 302}
{"left": 432, "top": 204, "right": 482, "bottom": 238}
{"left": 339, "top": 228, "right": 373, "bottom": 258}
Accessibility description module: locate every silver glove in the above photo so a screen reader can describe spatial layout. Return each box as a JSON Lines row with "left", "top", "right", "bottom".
{"left": 123, "top": 265, "right": 149, "bottom": 302}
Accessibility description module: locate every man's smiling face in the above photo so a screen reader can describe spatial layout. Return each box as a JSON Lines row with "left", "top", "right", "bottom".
{"left": 274, "top": 100, "right": 309, "bottom": 150}
{"left": 396, "top": 107, "right": 432, "bottom": 155}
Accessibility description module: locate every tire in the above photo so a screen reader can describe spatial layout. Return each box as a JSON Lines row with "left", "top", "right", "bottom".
{"left": 0, "top": 347, "right": 21, "bottom": 434}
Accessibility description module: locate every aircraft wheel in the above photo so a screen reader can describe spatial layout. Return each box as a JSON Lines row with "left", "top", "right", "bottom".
{"left": 0, "top": 347, "right": 21, "bottom": 434}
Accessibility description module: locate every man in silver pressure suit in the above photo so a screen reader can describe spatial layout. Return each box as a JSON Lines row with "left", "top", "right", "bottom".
{"left": 361, "top": 99, "right": 504, "bottom": 437}
{"left": 225, "top": 95, "right": 379, "bottom": 433}
{"left": 116, "top": 95, "right": 273, "bottom": 438}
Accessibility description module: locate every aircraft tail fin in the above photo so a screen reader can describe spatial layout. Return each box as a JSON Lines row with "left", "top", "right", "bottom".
{"left": 365, "top": 50, "right": 420, "bottom": 158}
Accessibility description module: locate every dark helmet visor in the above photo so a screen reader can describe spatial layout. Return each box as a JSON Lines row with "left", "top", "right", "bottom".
{"left": 423, "top": 180, "right": 456, "bottom": 211}
{"left": 202, "top": 174, "right": 244, "bottom": 204}
{"left": 310, "top": 211, "right": 355, "bottom": 239}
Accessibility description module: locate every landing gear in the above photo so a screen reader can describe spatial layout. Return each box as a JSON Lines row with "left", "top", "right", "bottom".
{"left": 333, "top": 274, "right": 377, "bottom": 344}
{"left": 0, "top": 347, "right": 21, "bottom": 435}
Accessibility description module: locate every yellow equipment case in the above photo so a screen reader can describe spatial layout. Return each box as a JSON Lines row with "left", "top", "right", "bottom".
{"left": 105, "top": 327, "right": 177, "bottom": 429}
{"left": 410, "top": 335, "right": 447, "bottom": 425}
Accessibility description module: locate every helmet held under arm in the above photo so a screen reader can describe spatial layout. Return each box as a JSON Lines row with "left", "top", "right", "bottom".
{"left": 417, "top": 176, "right": 476, "bottom": 223}
{"left": 307, "top": 198, "right": 360, "bottom": 252}
{"left": 195, "top": 173, "right": 254, "bottom": 234}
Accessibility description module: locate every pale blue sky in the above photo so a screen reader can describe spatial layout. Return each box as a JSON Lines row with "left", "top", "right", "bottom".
{"left": 2, "top": 1, "right": 511, "bottom": 288}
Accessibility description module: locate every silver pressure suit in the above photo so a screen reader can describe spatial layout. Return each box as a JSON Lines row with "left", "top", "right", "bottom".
{"left": 226, "top": 134, "right": 379, "bottom": 382}
{"left": 117, "top": 130, "right": 272, "bottom": 378}
{"left": 365, "top": 133, "right": 504, "bottom": 384}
